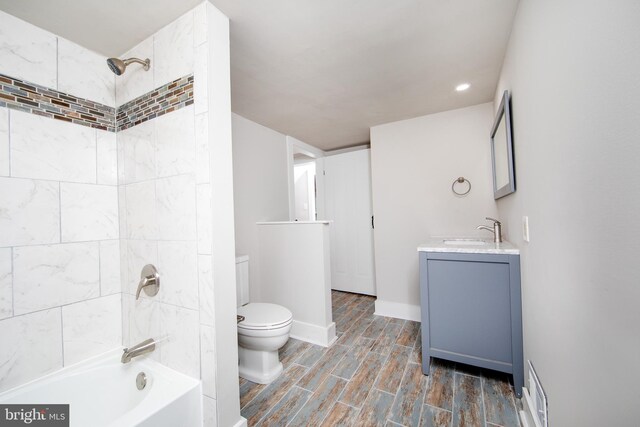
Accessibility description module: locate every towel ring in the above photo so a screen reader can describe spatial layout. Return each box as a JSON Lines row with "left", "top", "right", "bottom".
{"left": 452, "top": 177, "right": 471, "bottom": 196}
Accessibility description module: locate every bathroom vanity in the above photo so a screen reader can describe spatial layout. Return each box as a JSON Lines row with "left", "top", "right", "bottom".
{"left": 418, "top": 238, "right": 523, "bottom": 397}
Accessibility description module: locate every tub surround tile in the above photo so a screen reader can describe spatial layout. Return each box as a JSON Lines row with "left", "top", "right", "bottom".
{"left": 13, "top": 242, "right": 100, "bottom": 315}
{"left": 157, "top": 241, "right": 198, "bottom": 309}
{"left": 154, "top": 12, "right": 194, "bottom": 87}
{"left": 0, "top": 108, "right": 8, "bottom": 176}
{"left": 355, "top": 388, "right": 396, "bottom": 426}
{"left": 57, "top": 38, "right": 115, "bottom": 107}
{"left": 289, "top": 375, "right": 347, "bottom": 426}
{"left": 200, "top": 324, "right": 216, "bottom": 398}
{"left": 0, "top": 177, "right": 60, "bottom": 247}
{"left": 198, "top": 255, "right": 214, "bottom": 326}
{"left": 97, "top": 130, "right": 117, "bottom": 185}
{"left": 203, "top": 395, "right": 217, "bottom": 427}
{"left": 0, "top": 10, "right": 57, "bottom": 89}
{"left": 194, "top": 43, "right": 208, "bottom": 114}
{"left": 125, "top": 296, "right": 161, "bottom": 353}
{"left": 156, "top": 174, "right": 197, "bottom": 241}
{"left": 99, "top": 240, "right": 121, "bottom": 296}
{"left": 452, "top": 373, "right": 485, "bottom": 427}
{"left": 124, "top": 180, "right": 158, "bottom": 240}
{"left": 320, "top": 402, "right": 360, "bottom": 426}
{"left": 62, "top": 294, "right": 122, "bottom": 365}
{"left": 10, "top": 110, "right": 97, "bottom": 183}
{"left": 195, "top": 112, "right": 210, "bottom": 183}
{"left": 118, "top": 119, "right": 155, "bottom": 184}
{"left": 256, "top": 386, "right": 311, "bottom": 427}
{"left": 0, "top": 248, "right": 11, "bottom": 319}
{"left": 115, "top": 38, "right": 154, "bottom": 106}
{"left": 388, "top": 362, "right": 428, "bottom": 426}
{"left": 193, "top": 3, "right": 208, "bottom": 47}
{"left": 61, "top": 183, "right": 119, "bottom": 242}
{"left": 196, "top": 184, "right": 213, "bottom": 254}
{"left": 155, "top": 105, "right": 195, "bottom": 177}
{"left": 158, "top": 303, "right": 200, "bottom": 378}
{"left": 420, "top": 405, "right": 452, "bottom": 427}
{"left": 0, "top": 308, "right": 62, "bottom": 393}
{"left": 123, "top": 239, "right": 158, "bottom": 296}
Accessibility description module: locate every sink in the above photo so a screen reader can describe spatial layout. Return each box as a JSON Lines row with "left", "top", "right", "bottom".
{"left": 442, "top": 239, "right": 487, "bottom": 246}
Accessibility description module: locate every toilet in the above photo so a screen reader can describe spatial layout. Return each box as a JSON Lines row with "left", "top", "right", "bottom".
{"left": 236, "top": 255, "right": 293, "bottom": 384}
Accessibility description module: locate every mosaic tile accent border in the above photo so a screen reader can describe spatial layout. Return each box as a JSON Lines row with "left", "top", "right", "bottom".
{"left": 0, "top": 73, "right": 116, "bottom": 132}
{"left": 116, "top": 74, "right": 194, "bottom": 131}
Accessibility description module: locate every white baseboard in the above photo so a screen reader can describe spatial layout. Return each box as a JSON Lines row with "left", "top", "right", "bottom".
{"left": 232, "top": 417, "right": 248, "bottom": 427}
{"left": 290, "top": 320, "right": 336, "bottom": 347}
{"left": 520, "top": 387, "right": 541, "bottom": 427}
{"left": 374, "top": 300, "right": 421, "bottom": 322}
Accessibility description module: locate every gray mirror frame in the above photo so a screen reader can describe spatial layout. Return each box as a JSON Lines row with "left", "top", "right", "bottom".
{"left": 490, "top": 90, "right": 516, "bottom": 199}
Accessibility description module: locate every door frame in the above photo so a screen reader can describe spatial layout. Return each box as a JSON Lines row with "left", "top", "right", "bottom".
{"left": 286, "top": 136, "right": 326, "bottom": 220}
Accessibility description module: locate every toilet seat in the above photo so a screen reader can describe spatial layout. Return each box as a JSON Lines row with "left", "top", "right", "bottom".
{"left": 237, "top": 303, "right": 293, "bottom": 330}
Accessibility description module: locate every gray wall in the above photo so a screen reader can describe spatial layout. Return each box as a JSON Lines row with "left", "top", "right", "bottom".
{"left": 494, "top": 0, "right": 640, "bottom": 424}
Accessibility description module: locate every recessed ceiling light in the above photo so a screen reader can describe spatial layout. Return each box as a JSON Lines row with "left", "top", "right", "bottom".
{"left": 456, "top": 83, "right": 471, "bottom": 92}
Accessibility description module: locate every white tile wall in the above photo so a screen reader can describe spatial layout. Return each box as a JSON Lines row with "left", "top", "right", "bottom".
{"left": 118, "top": 119, "right": 155, "bottom": 184}
{"left": 97, "top": 130, "right": 118, "bottom": 185}
{"left": 203, "top": 395, "right": 217, "bottom": 427}
{"left": 123, "top": 239, "right": 158, "bottom": 296}
{"left": 195, "top": 112, "right": 210, "bottom": 184}
{"left": 156, "top": 174, "right": 197, "bottom": 241}
{"left": 154, "top": 11, "right": 195, "bottom": 87}
{"left": 201, "top": 324, "right": 216, "bottom": 398}
{"left": 0, "top": 10, "right": 57, "bottom": 88}
{"left": 10, "top": 111, "right": 97, "bottom": 183}
{"left": 61, "top": 183, "right": 119, "bottom": 242}
{"left": 0, "top": 177, "right": 60, "bottom": 247}
{"left": 99, "top": 240, "right": 121, "bottom": 296}
{"left": 198, "top": 255, "right": 214, "bottom": 326}
{"left": 13, "top": 242, "right": 100, "bottom": 315}
{"left": 0, "top": 248, "right": 11, "bottom": 320}
{"left": 0, "top": 309, "right": 62, "bottom": 392}
{"left": 155, "top": 106, "right": 195, "bottom": 177}
{"left": 115, "top": 38, "right": 154, "bottom": 106}
{"left": 62, "top": 294, "right": 122, "bottom": 365}
{"left": 194, "top": 43, "right": 208, "bottom": 115}
{"left": 193, "top": 3, "right": 208, "bottom": 48}
{"left": 157, "top": 241, "right": 199, "bottom": 309}
{"left": 159, "top": 303, "right": 199, "bottom": 378}
{"left": 57, "top": 38, "right": 115, "bottom": 107}
{"left": 0, "top": 108, "right": 8, "bottom": 176}
{"left": 124, "top": 180, "right": 158, "bottom": 240}
{"left": 197, "top": 183, "right": 213, "bottom": 254}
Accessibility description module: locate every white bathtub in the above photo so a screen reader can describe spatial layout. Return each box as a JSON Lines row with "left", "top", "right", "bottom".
{"left": 0, "top": 349, "right": 202, "bottom": 427}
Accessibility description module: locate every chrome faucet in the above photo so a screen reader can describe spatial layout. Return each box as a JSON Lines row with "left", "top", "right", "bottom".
{"left": 121, "top": 338, "right": 156, "bottom": 363}
{"left": 477, "top": 217, "right": 503, "bottom": 243}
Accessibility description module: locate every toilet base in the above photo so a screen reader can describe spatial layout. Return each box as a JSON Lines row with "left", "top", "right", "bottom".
{"left": 238, "top": 347, "right": 283, "bottom": 384}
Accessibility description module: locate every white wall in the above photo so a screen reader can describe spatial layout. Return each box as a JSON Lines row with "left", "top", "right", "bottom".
{"left": 370, "top": 103, "right": 498, "bottom": 320}
{"left": 232, "top": 113, "right": 290, "bottom": 302}
{"left": 0, "top": 10, "right": 121, "bottom": 392}
{"left": 493, "top": 1, "right": 640, "bottom": 425}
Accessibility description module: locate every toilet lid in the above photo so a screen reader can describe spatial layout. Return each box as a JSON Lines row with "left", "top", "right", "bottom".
{"left": 237, "top": 303, "right": 293, "bottom": 329}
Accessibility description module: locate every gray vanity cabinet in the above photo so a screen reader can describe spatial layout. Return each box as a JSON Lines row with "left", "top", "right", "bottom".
{"left": 419, "top": 251, "right": 524, "bottom": 397}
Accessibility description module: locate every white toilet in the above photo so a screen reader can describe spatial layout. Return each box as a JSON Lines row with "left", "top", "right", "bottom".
{"left": 235, "top": 255, "right": 293, "bottom": 384}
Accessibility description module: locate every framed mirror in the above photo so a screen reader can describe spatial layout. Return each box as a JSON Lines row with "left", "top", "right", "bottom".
{"left": 490, "top": 90, "right": 515, "bottom": 199}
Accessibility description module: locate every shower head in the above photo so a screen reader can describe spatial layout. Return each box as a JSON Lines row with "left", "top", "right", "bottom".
{"left": 106, "top": 57, "right": 151, "bottom": 76}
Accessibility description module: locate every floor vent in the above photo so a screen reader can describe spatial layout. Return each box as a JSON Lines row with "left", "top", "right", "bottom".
{"left": 524, "top": 361, "right": 548, "bottom": 427}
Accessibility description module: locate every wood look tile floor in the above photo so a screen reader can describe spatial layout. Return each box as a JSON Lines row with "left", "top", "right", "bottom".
{"left": 240, "top": 291, "right": 521, "bottom": 427}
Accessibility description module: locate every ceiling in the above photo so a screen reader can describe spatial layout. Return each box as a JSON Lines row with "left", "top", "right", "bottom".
{"left": 0, "top": 0, "right": 519, "bottom": 151}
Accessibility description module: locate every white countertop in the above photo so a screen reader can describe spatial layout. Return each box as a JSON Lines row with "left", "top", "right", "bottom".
{"left": 256, "top": 221, "right": 332, "bottom": 225}
{"left": 417, "top": 237, "right": 520, "bottom": 255}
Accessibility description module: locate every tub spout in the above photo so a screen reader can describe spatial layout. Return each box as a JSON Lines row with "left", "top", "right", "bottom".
{"left": 121, "top": 338, "right": 156, "bottom": 363}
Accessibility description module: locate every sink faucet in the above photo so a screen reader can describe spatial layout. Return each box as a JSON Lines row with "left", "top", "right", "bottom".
{"left": 121, "top": 338, "right": 156, "bottom": 363}
{"left": 477, "top": 217, "right": 503, "bottom": 243}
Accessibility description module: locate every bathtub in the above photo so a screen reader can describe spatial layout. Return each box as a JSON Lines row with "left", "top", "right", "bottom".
{"left": 0, "top": 349, "right": 202, "bottom": 426}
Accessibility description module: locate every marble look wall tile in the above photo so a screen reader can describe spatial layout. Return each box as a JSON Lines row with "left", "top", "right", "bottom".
{"left": 123, "top": 239, "right": 158, "bottom": 296}
{"left": 0, "top": 10, "right": 57, "bottom": 89}
{"left": 159, "top": 303, "right": 199, "bottom": 378}
{"left": 124, "top": 180, "right": 158, "bottom": 240}
{"left": 155, "top": 106, "right": 195, "bottom": 177}
{"left": 62, "top": 294, "right": 122, "bottom": 365}
{"left": 0, "top": 248, "right": 11, "bottom": 319}
{"left": 195, "top": 112, "right": 210, "bottom": 184}
{"left": 194, "top": 43, "right": 208, "bottom": 114}
{"left": 201, "top": 324, "right": 216, "bottom": 398}
{"left": 13, "top": 242, "right": 100, "bottom": 315}
{"left": 61, "top": 183, "right": 119, "bottom": 242}
{"left": 0, "top": 177, "right": 60, "bottom": 247}
{"left": 118, "top": 187, "right": 128, "bottom": 238}
{"left": 203, "top": 395, "right": 217, "bottom": 427}
{"left": 156, "top": 174, "right": 197, "bottom": 241}
{"left": 115, "top": 38, "right": 154, "bottom": 106}
{"left": 125, "top": 296, "right": 160, "bottom": 354}
{"left": 154, "top": 11, "right": 194, "bottom": 87}
{"left": 99, "top": 240, "right": 121, "bottom": 296}
{"left": 157, "top": 241, "right": 198, "bottom": 309}
{"left": 10, "top": 110, "right": 97, "bottom": 183}
{"left": 57, "top": 38, "right": 115, "bottom": 107}
{"left": 117, "top": 119, "right": 155, "bottom": 184}
{"left": 0, "top": 308, "right": 62, "bottom": 392}
{"left": 198, "top": 255, "right": 214, "bottom": 326}
{"left": 0, "top": 108, "right": 8, "bottom": 176}
{"left": 97, "top": 130, "right": 117, "bottom": 185}
{"left": 193, "top": 3, "right": 208, "bottom": 47}
{"left": 196, "top": 184, "right": 212, "bottom": 254}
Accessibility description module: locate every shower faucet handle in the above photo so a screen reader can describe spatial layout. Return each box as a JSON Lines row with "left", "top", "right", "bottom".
{"left": 136, "top": 264, "right": 160, "bottom": 300}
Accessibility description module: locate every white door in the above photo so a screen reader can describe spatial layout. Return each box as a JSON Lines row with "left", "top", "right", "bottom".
{"left": 324, "top": 149, "right": 376, "bottom": 295}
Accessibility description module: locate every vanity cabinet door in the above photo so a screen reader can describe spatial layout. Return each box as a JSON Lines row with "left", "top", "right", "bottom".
{"left": 427, "top": 258, "right": 512, "bottom": 364}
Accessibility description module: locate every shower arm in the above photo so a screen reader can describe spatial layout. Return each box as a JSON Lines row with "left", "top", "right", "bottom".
{"left": 123, "top": 58, "right": 150, "bottom": 70}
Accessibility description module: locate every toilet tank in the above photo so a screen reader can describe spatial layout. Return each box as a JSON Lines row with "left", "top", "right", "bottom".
{"left": 235, "top": 255, "right": 250, "bottom": 307}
